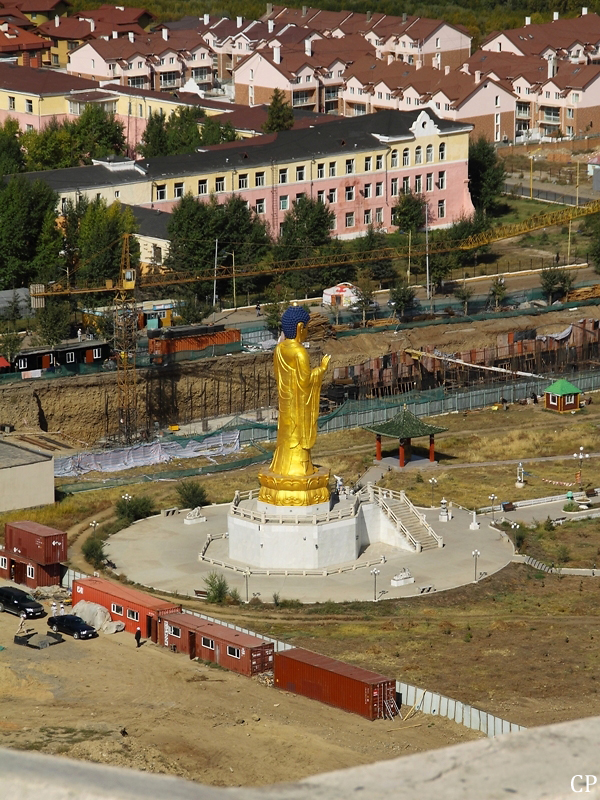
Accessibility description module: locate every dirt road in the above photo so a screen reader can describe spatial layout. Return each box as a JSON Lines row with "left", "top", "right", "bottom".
{"left": 0, "top": 599, "right": 481, "bottom": 788}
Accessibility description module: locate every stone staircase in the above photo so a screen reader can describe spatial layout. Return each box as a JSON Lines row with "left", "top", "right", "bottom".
{"left": 371, "top": 487, "right": 441, "bottom": 552}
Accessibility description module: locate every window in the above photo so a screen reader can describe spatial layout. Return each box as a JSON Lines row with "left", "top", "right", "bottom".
{"left": 377, "top": 91, "right": 382, "bottom": 99}
{"left": 160, "top": 71, "right": 180, "bottom": 88}
{"left": 169, "top": 625, "right": 181, "bottom": 638}
{"left": 0, "top": 556, "right": 6, "bottom": 569}
{"left": 328, "top": 188, "right": 337, "bottom": 203}
{"left": 345, "top": 159, "right": 355, "bottom": 175}
{"left": 376, "top": 154, "right": 383, "bottom": 170}
{"left": 415, "top": 146, "right": 422, "bottom": 165}
{"left": 402, "top": 148, "right": 410, "bottom": 166}
{"left": 435, "top": 102, "right": 440, "bottom": 109}
{"left": 364, "top": 209, "right": 372, "bottom": 224}
{"left": 345, "top": 211, "right": 355, "bottom": 227}
{"left": 402, "top": 176, "right": 410, "bottom": 194}
{"left": 364, "top": 183, "right": 372, "bottom": 198}
{"left": 202, "top": 636, "right": 214, "bottom": 649}
{"left": 156, "top": 184, "right": 166, "bottom": 200}
{"left": 567, "top": 107, "right": 574, "bottom": 118}
{"left": 345, "top": 186, "right": 354, "bottom": 201}
{"left": 111, "top": 603, "right": 123, "bottom": 615}
{"left": 91, "top": 59, "right": 95, "bottom": 69}
{"left": 138, "top": 104, "right": 143, "bottom": 117}
{"left": 128, "top": 76, "right": 145, "bottom": 88}
{"left": 127, "top": 609, "right": 139, "bottom": 621}
{"left": 93, "top": 348, "right": 101, "bottom": 359}
{"left": 391, "top": 149, "right": 399, "bottom": 167}
{"left": 386, "top": 93, "right": 391, "bottom": 101}
{"left": 364, "top": 156, "right": 372, "bottom": 171}
{"left": 329, "top": 161, "right": 336, "bottom": 177}
{"left": 494, "top": 94, "right": 500, "bottom": 107}
{"left": 279, "top": 168, "right": 288, "bottom": 184}
{"left": 438, "top": 142, "right": 446, "bottom": 161}
{"left": 549, "top": 393, "right": 557, "bottom": 406}
{"left": 109, "top": 63, "right": 116, "bottom": 71}
{"left": 198, "top": 179, "right": 207, "bottom": 195}
{"left": 238, "top": 174, "right": 248, "bottom": 189}
{"left": 426, "top": 144, "right": 433, "bottom": 163}
{"left": 138, "top": 60, "right": 143, "bottom": 68}
{"left": 438, "top": 170, "right": 446, "bottom": 189}
{"left": 305, "top": 74, "right": 311, "bottom": 83}
{"left": 435, "top": 36, "right": 440, "bottom": 48}
{"left": 174, "top": 182, "right": 184, "bottom": 198}
{"left": 227, "top": 645, "right": 241, "bottom": 659}
{"left": 25, "top": 99, "right": 33, "bottom": 113}
{"left": 375, "top": 207, "right": 383, "bottom": 224}
{"left": 438, "top": 199, "right": 446, "bottom": 218}
{"left": 296, "top": 165, "right": 305, "bottom": 181}
{"left": 554, "top": 92, "right": 560, "bottom": 100}
{"left": 317, "top": 162, "right": 325, "bottom": 179}
{"left": 349, "top": 86, "right": 355, "bottom": 95}
{"left": 375, "top": 182, "right": 383, "bottom": 197}
{"left": 255, "top": 171, "right": 265, "bottom": 187}
{"left": 152, "top": 245, "right": 162, "bottom": 264}
{"left": 255, "top": 198, "right": 265, "bottom": 213}
{"left": 567, "top": 125, "right": 574, "bottom": 136}
{"left": 26, "top": 124, "right": 33, "bottom": 134}
{"left": 66, "top": 352, "right": 75, "bottom": 364}
{"left": 565, "top": 394, "right": 575, "bottom": 405}
{"left": 426, "top": 173, "right": 433, "bottom": 192}
{"left": 17, "top": 357, "right": 26, "bottom": 370}
{"left": 414, "top": 175, "right": 422, "bottom": 193}
{"left": 390, "top": 177, "right": 398, "bottom": 196}
{"left": 295, "top": 192, "right": 304, "bottom": 201}
{"left": 279, "top": 195, "right": 288, "bottom": 210}
{"left": 8, "top": 96, "right": 14, "bottom": 110}
{"left": 338, "top": 69, "right": 343, "bottom": 77}
{"left": 317, "top": 190, "right": 325, "bottom": 203}
{"left": 572, "top": 92, "right": 580, "bottom": 103}
{"left": 27, "top": 565, "right": 35, "bottom": 579}
{"left": 215, "top": 177, "right": 225, "bottom": 192}
{"left": 406, "top": 96, "right": 411, "bottom": 105}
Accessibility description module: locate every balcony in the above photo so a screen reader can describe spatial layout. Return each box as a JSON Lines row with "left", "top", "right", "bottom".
{"left": 324, "top": 88, "right": 339, "bottom": 100}
{"left": 516, "top": 105, "right": 530, "bottom": 118}
{"left": 542, "top": 115, "right": 561, "bottom": 124}
{"left": 292, "top": 91, "right": 315, "bottom": 107}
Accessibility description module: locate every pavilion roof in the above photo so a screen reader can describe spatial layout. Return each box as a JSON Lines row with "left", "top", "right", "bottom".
{"left": 362, "top": 406, "right": 447, "bottom": 439}
{"left": 544, "top": 378, "right": 581, "bottom": 396}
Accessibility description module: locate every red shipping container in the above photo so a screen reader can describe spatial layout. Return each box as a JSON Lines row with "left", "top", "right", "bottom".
{"left": 0, "top": 548, "right": 61, "bottom": 589}
{"left": 5, "top": 521, "right": 67, "bottom": 566}
{"left": 159, "top": 612, "right": 274, "bottom": 676}
{"left": 274, "top": 648, "right": 397, "bottom": 720}
{"left": 72, "top": 577, "right": 181, "bottom": 641}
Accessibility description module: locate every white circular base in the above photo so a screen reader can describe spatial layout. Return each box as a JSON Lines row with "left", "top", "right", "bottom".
{"left": 255, "top": 499, "right": 331, "bottom": 515}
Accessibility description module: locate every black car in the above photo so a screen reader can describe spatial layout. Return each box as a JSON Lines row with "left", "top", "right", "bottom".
{"left": 47, "top": 615, "right": 97, "bottom": 640}
{"left": 0, "top": 586, "right": 44, "bottom": 618}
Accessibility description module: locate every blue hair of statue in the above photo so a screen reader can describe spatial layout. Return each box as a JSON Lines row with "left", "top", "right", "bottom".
{"left": 281, "top": 305, "right": 310, "bottom": 339}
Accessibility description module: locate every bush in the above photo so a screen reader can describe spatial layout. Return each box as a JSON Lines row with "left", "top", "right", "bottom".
{"left": 543, "top": 516, "right": 555, "bottom": 532}
{"left": 82, "top": 536, "right": 105, "bottom": 569}
{"left": 557, "top": 544, "right": 571, "bottom": 563}
{"left": 115, "top": 495, "right": 154, "bottom": 522}
{"left": 176, "top": 480, "right": 208, "bottom": 510}
{"left": 272, "top": 591, "right": 280, "bottom": 607}
{"left": 563, "top": 501, "right": 579, "bottom": 512}
{"left": 227, "top": 588, "right": 242, "bottom": 605}
{"left": 515, "top": 529, "right": 526, "bottom": 551}
{"left": 203, "top": 571, "right": 229, "bottom": 604}
{"left": 279, "top": 598, "right": 303, "bottom": 609}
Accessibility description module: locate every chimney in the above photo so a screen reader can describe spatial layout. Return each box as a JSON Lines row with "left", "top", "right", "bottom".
{"left": 525, "top": 16, "right": 531, "bottom": 25}
{"left": 128, "top": 31, "right": 134, "bottom": 42}
{"left": 54, "top": 14, "right": 59, "bottom": 27}
{"left": 548, "top": 55, "right": 557, "bottom": 78}
{"left": 445, "top": 65, "right": 450, "bottom": 75}
{"left": 305, "top": 38, "right": 311, "bottom": 56}
{"left": 162, "top": 27, "right": 168, "bottom": 40}
{"left": 90, "top": 19, "right": 95, "bottom": 32}
{"left": 475, "top": 70, "right": 481, "bottom": 83}
{"left": 112, "top": 30, "right": 118, "bottom": 38}
{"left": 387, "top": 53, "right": 395, "bottom": 64}
{"left": 366, "top": 11, "right": 372, "bottom": 22}
{"left": 268, "top": 19, "right": 274, "bottom": 33}
{"left": 553, "top": 11, "right": 559, "bottom": 20}
{"left": 237, "top": 15, "right": 242, "bottom": 28}
{"left": 402, "top": 12, "right": 407, "bottom": 22}
{"left": 302, "top": 5, "right": 307, "bottom": 16}
{"left": 267, "top": 2, "right": 274, "bottom": 14}
{"left": 273, "top": 44, "right": 281, "bottom": 63}
{"left": 582, "top": 6, "right": 588, "bottom": 14}
{"left": 416, "top": 59, "right": 422, "bottom": 70}
{"left": 204, "top": 13, "right": 209, "bottom": 24}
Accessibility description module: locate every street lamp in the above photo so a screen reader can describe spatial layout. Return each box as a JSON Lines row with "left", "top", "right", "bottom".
{"left": 89, "top": 520, "right": 98, "bottom": 534}
{"left": 428, "top": 477, "right": 438, "bottom": 508}
{"left": 225, "top": 251, "right": 236, "bottom": 309}
{"left": 488, "top": 494, "right": 497, "bottom": 522}
{"left": 121, "top": 493, "right": 132, "bottom": 504}
{"left": 472, "top": 549, "right": 481, "bottom": 583}
{"left": 371, "top": 567, "right": 380, "bottom": 602}
{"left": 244, "top": 568, "right": 250, "bottom": 603}
{"left": 573, "top": 445, "right": 590, "bottom": 487}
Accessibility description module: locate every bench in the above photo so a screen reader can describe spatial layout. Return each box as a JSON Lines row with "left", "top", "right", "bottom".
{"left": 501, "top": 502, "right": 515, "bottom": 512}
{"left": 194, "top": 589, "right": 208, "bottom": 599}
{"left": 418, "top": 585, "right": 436, "bottom": 594}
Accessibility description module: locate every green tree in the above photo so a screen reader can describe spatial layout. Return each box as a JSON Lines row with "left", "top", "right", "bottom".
{"left": 454, "top": 282, "right": 474, "bottom": 314}
{"left": 275, "top": 196, "right": 334, "bottom": 295}
{"left": 489, "top": 276, "right": 507, "bottom": 310}
{"left": 115, "top": 494, "right": 154, "bottom": 523}
{"left": 73, "top": 104, "right": 126, "bottom": 163}
{"left": 0, "top": 118, "right": 24, "bottom": 174}
{"left": 176, "top": 480, "right": 208, "bottom": 509}
{"left": 22, "top": 117, "right": 76, "bottom": 172}
{"left": 82, "top": 535, "right": 105, "bottom": 569}
{"left": 200, "top": 116, "right": 237, "bottom": 145}
{"left": 353, "top": 268, "right": 377, "bottom": 327}
{"left": 393, "top": 191, "right": 426, "bottom": 233}
{"left": 262, "top": 283, "right": 291, "bottom": 332}
{"left": 539, "top": 266, "right": 562, "bottom": 304}
{"left": 262, "top": 88, "right": 294, "bottom": 133}
{"left": 35, "top": 299, "right": 71, "bottom": 347}
{"left": 468, "top": 136, "right": 505, "bottom": 215}
{"left": 0, "top": 330, "right": 22, "bottom": 361}
{"left": 32, "top": 210, "right": 67, "bottom": 285}
{"left": 137, "top": 109, "right": 168, "bottom": 158}
{"left": 165, "top": 106, "right": 203, "bottom": 155}
{"left": 77, "top": 199, "right": 139, "bottom": 290}
{"left": 2, "top": 291, "right": 23, "bottom": 328}
{"left": 353, "top": 225, "right": 394, "bottom": 286}
{"left": 203, "top": 571, "right": 229, "bottom": 604}
{"left": 389, "top": 284, "right": 417, "bottom": 317}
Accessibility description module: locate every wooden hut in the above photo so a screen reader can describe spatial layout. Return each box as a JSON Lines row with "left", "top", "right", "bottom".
{"left": 544, "top": 379, "right": 581, "bottom": 413}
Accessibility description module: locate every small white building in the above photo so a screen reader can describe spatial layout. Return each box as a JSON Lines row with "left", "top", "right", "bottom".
{"left": 322, "top": 282, "right": 358, "bottom": 308}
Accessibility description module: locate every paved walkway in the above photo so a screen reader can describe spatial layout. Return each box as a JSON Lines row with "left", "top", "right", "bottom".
{"left": 105, "top": 501, "right": 513, "bottom": 603}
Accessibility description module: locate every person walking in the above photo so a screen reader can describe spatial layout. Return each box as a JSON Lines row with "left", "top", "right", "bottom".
{"left": 135, "top": 627, "right": 142, "bottom": 648}
{"left": 51, "top": 600, "right": 57, "bottom": 618}
{"left": 256, "top": 302, "right": 261, "bottom": 317}
{"left": 16, "top": 611, "right": 27, "bottom": 636}
{"left": 77, "top": 327, "right": 82, "bottom": 342}
{"left": 59, "top": 603, "right": 65, "bottom": 616}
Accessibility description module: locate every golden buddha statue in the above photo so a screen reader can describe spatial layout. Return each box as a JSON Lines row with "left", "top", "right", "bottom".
{"left": 258, "top": 305, "right": 331, "bottom": 507}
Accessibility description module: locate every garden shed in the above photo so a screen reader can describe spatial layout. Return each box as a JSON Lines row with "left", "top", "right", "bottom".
{"left": 544, "top": 379, "right": 581, "bottom": 413}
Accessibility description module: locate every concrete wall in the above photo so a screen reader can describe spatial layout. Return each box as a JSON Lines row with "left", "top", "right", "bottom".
{"left": 0, "top": 457, "right": 54, "bottom": 513}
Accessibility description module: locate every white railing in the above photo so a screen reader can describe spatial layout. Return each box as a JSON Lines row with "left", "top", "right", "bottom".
{"left": 229, "top": 491, "right": 362, "bottom": 526}
{"left": 402, "top": 492, "right": 443, "bottom": 547}
{"left": 377, "top": 498, "right": 421, "bottom": 552}
{"left": 197, "top": 552, "right": 386, "bottom": 576}
{"left": 368, "top": 484, "right": 442, "bottom": 549}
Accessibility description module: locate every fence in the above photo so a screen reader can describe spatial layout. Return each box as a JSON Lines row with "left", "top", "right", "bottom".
{"left": 60, "top": 567, "right": 89, "bottom": 590}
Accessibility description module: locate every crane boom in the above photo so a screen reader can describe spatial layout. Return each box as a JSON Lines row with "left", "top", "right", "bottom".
{"left": 404, "top": 348, "right": 545, "bottom": 380}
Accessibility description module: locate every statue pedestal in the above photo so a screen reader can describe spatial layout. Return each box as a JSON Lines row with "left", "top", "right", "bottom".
{"left": 257, "top": 466, "right": 330, "bottom": 507}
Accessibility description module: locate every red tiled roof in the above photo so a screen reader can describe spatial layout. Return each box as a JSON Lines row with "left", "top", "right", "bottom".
{"left": 74, "top": 4, "right": 155, "bottom": 25}
{"left": 76, "top": 28, "right": 211, "bottom": 61}
{"left": 0, "top": 23, "right": 49, "bottom": 51}
{"left": 482, "top": 13, "right": 600, "bottom": 57}
{"left": 17, "top": 0, "right": 70, "bottom": 11}
{"left": 0, "top": 61, "right": 97, "bottom": 91}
